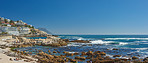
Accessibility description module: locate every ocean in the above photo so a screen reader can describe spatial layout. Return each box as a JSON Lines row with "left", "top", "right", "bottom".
{"left": 17, "top": 35, "right": 148, "bottom": 62}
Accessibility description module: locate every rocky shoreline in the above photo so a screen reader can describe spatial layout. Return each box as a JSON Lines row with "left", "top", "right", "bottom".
{"left": 0, "top": 35, "right": 148, "bottom": 63}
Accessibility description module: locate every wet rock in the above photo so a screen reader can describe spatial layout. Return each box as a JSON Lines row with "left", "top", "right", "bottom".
{"left": 69, "top": 59, "right": 76, "bottom": 62}
{"left": 65, "top": 52, "right": 73, "bottom": 56}
{"left": 57, "top": 51, "right": 60, "bottom": 53}
{"left": 80, "top": 57, "right": 86, "bottom": 60}
{"left": 86, "top": 51, "right": 93, "bottom": 55}
{"left": 63, "top": 51, "right": 67, "bottom": 53}
{"left": 132, "top": 56, "right": 138, "bottom": 60}
{"left": 86, "top": 56, "right": 91, "bottom": 59}
{"left": 54, "top": 56, "right": 59, "bottom": 58}
{"left": 48, "top": 50, "right": 50, "bottom": 53}
{"left": 62, "top": 39, "right": 69, "bottom": 42}
{"left": 81, "top": 52, "right": 86, "bottom": 56}
{"left": 75, "top": 56, "right": 86, "bottom": 60}
{"left": 70, "top": 40, "right": 90, "bottom": 43}
{"left": 143, "top": 57, "right": 148, "bottom": 62}
{"left": 29, "top": 52, "right": 32, "bottom": 55}
{"left": 75, "top": 56, "right": 80, "bottom": 59}
{"left": 59, "top": 42, "right": 68, "bottom": 46}
{"left": 88, "top": 44, "right": 93, "bottom": 46}
{"left": 94, "top": 51, "right": 101, "bottom": 55}
{"left": 113, "top": 55, "right": 121, "bottom": 57}
{"left": 112, "top": 48, "right": 118, "bottom": 50}
{"left": 53, "top": 51, "right": 57, "bottom": 53}
{"left": 54, "top": 49, "right": 57, "bottom": 50}
{"left": 74, "top": 52, "right": 79, "bottom": 55}
{"left": 104, "top": 56, "right": 111, "bottom": 60}
{"left": 100, "top": 52, "right": 106, "bottom": 55}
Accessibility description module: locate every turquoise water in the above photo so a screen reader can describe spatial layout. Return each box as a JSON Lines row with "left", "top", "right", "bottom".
{"left": 17, "top": 35, "right": 148, "bottom": 62}
{"left": 25, "top": 37, "right": 47, "bottom": 39}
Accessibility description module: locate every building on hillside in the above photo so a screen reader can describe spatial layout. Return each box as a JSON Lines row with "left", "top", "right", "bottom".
{"left": 0, "top": 27, "right": 19, "bottom": 35}
{"left": 6, "top": 24, "right": 11, "bottom": 27}
{"left": 5, "top": 19, "right": 11, "bottom": 22}
{"left": 16, "top": 20, "right": 25, "bottom": 26}
{"left": 0, "top": 17, "right": 4, "bottom": 21}
{"left": 19, "top": 27, "right": 30, "bottom": 35}
{"left": 0, "top": 29, "right": 2, "bottom": 34}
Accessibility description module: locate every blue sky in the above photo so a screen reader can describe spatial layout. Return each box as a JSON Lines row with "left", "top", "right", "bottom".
{"left": 0, "top": 0, "right": 148, "bottom": 35}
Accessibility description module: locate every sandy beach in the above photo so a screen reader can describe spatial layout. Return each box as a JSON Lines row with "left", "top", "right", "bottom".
{"left": 0, "top": 48, "right": 36, "bottom": 63}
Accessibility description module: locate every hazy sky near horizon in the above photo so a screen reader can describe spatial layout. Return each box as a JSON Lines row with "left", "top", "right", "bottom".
{"left": 0, "top": 0, "right": 148, "bottom": 35}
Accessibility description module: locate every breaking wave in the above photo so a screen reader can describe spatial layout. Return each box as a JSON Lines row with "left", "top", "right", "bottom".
{"left": 90, "top": 40, "right": 128, "bottom": 45}
{"left": 104, "top": 38, "right": 148, "bottom": 40}
{"left": 59, "top": 36, "right": 85, "bottom": 40}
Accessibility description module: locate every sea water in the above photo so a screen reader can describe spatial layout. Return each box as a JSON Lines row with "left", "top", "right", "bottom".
{"left": 17, "top": 35, "right": 148, "bottom": 62}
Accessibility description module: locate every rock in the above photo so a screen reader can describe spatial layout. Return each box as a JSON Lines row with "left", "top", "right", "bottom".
{"left": 29, "top": 52, "right": 32, "bottom": 55}
{"left": 62, "top": 39, "right": 69, "bottom": 42}
{"left": 74, "top": 52, "right": 79, "bottom": 55}
{"left": 63, "top": 51, "right": 67, "bottom": 53}
{"left": 70, "top": 40, "right": 90, "bottom": 43}
{"left": 86, "top": 51, "right": 93, "bottom": 55}
{"left": 132, "top": 56, "right": 138, "bottom": 60}
{"left": 86, "top": 56, "right": 91, "bottom": 59}
{"left": 54, "top": 56, "right": 59, "bottom": 58}
{"left": 113, "top": 55, "right": 121, "bottom": 57}
{"left": 54, "top": 49, "right": 57, "bottom": 50}
{"left": 24, "top": 60, "right": 30, "bottom": 62}
{"left": 80, "top": 57, "right": 86, "bottom": 60}
{"left": 105, "top": 56, "right": 111, "bottom": 60}
{"left": 75, "top": 56, "right": 80, "bottom": 59}
{"left": 10, "top": 58, "right": 13, "bottom": 61}
{"left": 143, "top": 57, "right": 148, "bottom": 62}
{"left": 81, "top": 52, "right": 86, "bottom": 56}
{"left": 94, "top": 51, "right": 101, "bottom": 54}
{"left": 6, "top": 52, "right": 18, "bottom": 57}
{"left": 112, "top": 48, "right": 118, "bottom": 50}
{"left": 65, "top": 52, "right": 73, "bottom": 56}
{"left": 59, "top": 42, "right": 68, "bottom": 46}
{"left": 75, "top": 56, "right": 86, "bottom": 60}
{"left": 53, "top": 51, "right": 57, "bottom": 53}
{"left": 88, "top": 44, "right": 93, "bottom": 46}
{"left": 69, "top": 59, "right": 76, "bottom": 62}
{"left": 48, "top": 50, "right": 50, "bottom": 53}
{"left": 100, "top": 52, "right": 106, "bottom": 55}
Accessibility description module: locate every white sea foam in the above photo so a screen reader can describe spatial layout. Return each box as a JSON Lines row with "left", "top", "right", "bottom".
{"left": 119, "top": 42, "right": 128, "bottom": 45}
{"left": 90, "top": 40, "right": 113, "bottom": 44}
{"left": 143, "top": 43, "right": 148, "bottom": 44}
{"left": 130, "top": 48, "right": 148, "bottom": 50}
{"left": 134, "top": 41, "right": 148, "bottom": 42}
{"left": 77, "top": 37, "right": 84, "bottom": 40}
{"left": 90, "top": 40, "right": 129, "bottom": 45}
{"left": 104, "top": 38, "right": 148, "bottom": 40}
{"left": 67, "top": 43, "right": 80, "bottom": 46}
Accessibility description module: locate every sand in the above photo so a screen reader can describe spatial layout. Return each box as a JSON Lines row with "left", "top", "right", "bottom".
{"left": 0, "top": 48, "right": 36, "bottom": 63}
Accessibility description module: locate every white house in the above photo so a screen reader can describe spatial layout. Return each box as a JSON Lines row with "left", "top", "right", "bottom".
{"left": 0, "top": 27, "right": 19, "bottom": 35}
{"left": 6, "top": 19, "right": 11, "bottom": 22}
{"left": 0, "top": 17, "right": 4, "bottom": 21}
{"left": 16, "top": 20, "right": 25, "bottom": 26}
{"left": 19, "top": 27, "right": 30, "bottom": 35}
{"left": 7, "top": 24, "right": 11, "bottom": 27}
